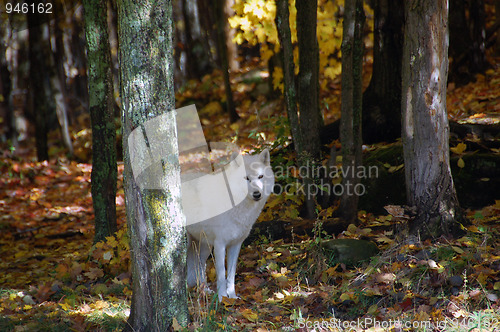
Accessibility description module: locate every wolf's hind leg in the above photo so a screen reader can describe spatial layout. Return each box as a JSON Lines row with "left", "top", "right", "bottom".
{"left": 187, "top": 238, "right": 211, "bottom": 288}
{"left": 226, "top": 242, "right": 243, "bottom": 299}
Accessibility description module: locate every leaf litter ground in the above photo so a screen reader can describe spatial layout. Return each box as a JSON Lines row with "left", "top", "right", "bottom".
{"left": 1, "top": 56, "right": 500, "bottom": 331}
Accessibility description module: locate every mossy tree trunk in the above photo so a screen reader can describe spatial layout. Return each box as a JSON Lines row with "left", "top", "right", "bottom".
{"left": 118, "top": 0, "right": 188, "bottom": 330}
{"left": 83, "top": 0, "right": 118, "bottom": 243}
{"left": 340, "top": 0, "right": 365, "bottom": 223}
{"left": 402, "top": 0, "right": 466, "bottom": 239}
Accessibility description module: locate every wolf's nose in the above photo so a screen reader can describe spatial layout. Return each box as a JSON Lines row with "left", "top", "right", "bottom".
{"left": 252, "top": 191, "right": 262, "bottom": 200}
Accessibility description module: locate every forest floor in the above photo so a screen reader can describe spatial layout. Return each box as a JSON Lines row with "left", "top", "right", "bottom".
{"left": 1, "top": 53, "right": 500, "bottom": 331}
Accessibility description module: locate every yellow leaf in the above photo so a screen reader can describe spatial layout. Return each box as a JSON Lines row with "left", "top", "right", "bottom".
{"left": 339, "top": 293, "right": 351, "bottom": 301}
{"left": 457, "top": 158, "right": 465, "bottom": 168}
{"left": 59, "top": 302, "right": 70, "bottom": 311}
{"left": 450, "top": 143, "right": 467, "bottom": 155}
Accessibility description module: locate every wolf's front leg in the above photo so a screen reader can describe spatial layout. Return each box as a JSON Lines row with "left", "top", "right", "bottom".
{"left": 213, "top": 241, "right": 227, "bottom": 300}
{"left": 226, "top": 242, "right": 243, "bottom": 299}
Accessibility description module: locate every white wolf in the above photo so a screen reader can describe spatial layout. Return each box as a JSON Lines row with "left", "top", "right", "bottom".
{"left": 186, "top": 149, "right": 274, "bottom": 299}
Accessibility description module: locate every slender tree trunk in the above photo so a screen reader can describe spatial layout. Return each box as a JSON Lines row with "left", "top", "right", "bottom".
{"left": 496, "top": 0, "right": 500, "bottom": 55}
{"left": 28, "top": 7, "right": 49, "bottom": 161}
{"left": 402, "top": 0, "right": 465, "bottom": 239}
{"left": 469, "top": 0, "right": 487, "bottom": 73}
{"left": 362, "top": 0, "right": 403, "bottom": 143}
{"left": 52, "top": 1, "right": 74, "bottom": 155}
{"left": 0, "top": 30, "right": 14, "bottom": 144}
{"left": 214, "top": 0, "right": 239, "bottom": 122}
{"left": 296, "top": 0, "right": 322, "bottom": 159}
{"left": 84, "top": 0, "right": 118, "bottom": 243}
{"left": 295, "top": 0, "right": 322, "bottom": 219}
{"left": 340, "top": 0, "right": 364, "bottom": 223}
{"left": 118, "top": 0, "right": 188, "bottom": 330}
{"left": 275, "top": 0, "right": 300, "bottom": 150}
{"left": 224, "top": 0, "right": 239, "bottom": 72}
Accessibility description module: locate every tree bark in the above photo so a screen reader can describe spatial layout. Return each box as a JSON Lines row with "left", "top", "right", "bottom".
{"left": 214, "top": 0, "right": 239, "bottom": 122}
{"left": 449, "top": 0, "right": 488, "bottom": 84}
{"left": 275, "top": 0, "right": 300, "bottom": 151}
{"left": 362, "top": 0, "right": 403, "bottom": 144}
{"left": 84, "top": 0, "right": 118, "bottom": 243}
{"left": 52, "top": 1, "right": 74, "bottom": 155}
{"left": 402, "top": 0, "right": 465, "bottom": 239}
{"left": 296, "top": 0, "right": 322, "bottom": 159}
{"left": 28, "top": 6, "right": 49, "bottom": 161}
{"left": 117, "top": 0, "right": 188, "bottom": 330}
{"left": 295, "top": 0, "right": 322, "bottom": 218}
{"left": 340, "top": 0, "right": 365, "bottom": 223}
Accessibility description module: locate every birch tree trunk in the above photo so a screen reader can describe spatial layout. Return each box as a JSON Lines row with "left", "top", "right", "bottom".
{"left": 117, "top": 0, "right": 188, "bottom": 330}
{"left": 402, "top": 0, "right": 466, "bottom": 239}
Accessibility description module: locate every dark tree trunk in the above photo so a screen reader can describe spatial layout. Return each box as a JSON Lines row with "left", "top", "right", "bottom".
{"left": 362, "top": 0, "right": 403, "bottom": 144}
{"left": 28, "top": 6, "right": 49, "bottom": 161}
{"left": 275, "top": 0, "right": 300, "bottom": 151}
{"left": 52, "top": 1, "right": 73, "bottom": 155}
{"left": 197, "top": 0, "right": 218, "bottom": 66}
{"left": 214, "top": 0, "right": 239, "bottom": 122}
{"left": 70, "top": 7, "right": 89, "bottom": 113}
{"left": 449, "top": 0, "right": 488, "bottom": 84}
{"left": 0, "top": 29, "right": 14, "bottom": 143}
{"left": 340, "top": 0, "right": 365, "bottom": 223}
{"left": 118, "top": 0, "right": 188, "bottom": 330}
{"left": 295, "top": 0, "right": 322, "bottom": 219}
{"left": 84, "top": 0, "right": 118, "bottom": 243}
{"left": 496, "top": 0, "right": 500, "bottom": 55}
{"left": 469, "top": 0, "right": 487, "bottom": 73}
{"left": 402, "top": 0, "right": 466, "bottom": 239}
{"left": 296, "top": 0, "right": 322, "bottom": 159}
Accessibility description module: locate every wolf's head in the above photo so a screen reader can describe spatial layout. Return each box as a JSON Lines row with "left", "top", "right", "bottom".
{"left": 243, "top": 149, "right": 275, "bottom": 202}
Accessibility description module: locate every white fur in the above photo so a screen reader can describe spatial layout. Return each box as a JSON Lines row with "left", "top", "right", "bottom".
{"left": 186, "top": 149, "right": 274, "bottom": 299}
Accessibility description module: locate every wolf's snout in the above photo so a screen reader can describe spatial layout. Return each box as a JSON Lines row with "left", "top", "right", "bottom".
{"left": 252, "top": 191, "right": 262, "bottom": 201}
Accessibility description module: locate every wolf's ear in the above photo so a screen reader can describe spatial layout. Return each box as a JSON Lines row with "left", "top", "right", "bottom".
{"left": 259, "top": 149, "right": 270, "bottom": 165}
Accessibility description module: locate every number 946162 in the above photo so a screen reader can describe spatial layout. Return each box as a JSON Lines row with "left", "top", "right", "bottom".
{"left": 5, "top": 2, "right": 53, "bottom": 14}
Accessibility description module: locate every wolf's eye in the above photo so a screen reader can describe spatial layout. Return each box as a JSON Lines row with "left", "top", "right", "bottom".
{"left": 258, "top": 175, "right": 263, "bottom": 179}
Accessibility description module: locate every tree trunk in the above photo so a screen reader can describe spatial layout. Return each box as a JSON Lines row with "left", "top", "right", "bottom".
{"left": 469, "top": 0, "right": 487, "bottom": 73}
{"left": 28, "top": 7, "right": 49, "bottom": 161}
{"left": 214, "top": 0, "right": 239, "bottom": 122}
{"left": 52, "top": 1, "right": 74, "bottom": 155}
{"left": 402, "top": 0, "right": 465, "bottom": 239}
{"left": 296, "top": 0, "right": 322, "bottom": 159}
{"left": 275, "top": 0, "right": 300, "bottom": 151}
{"left": 496, "top": 0, "right": 500, "bottom": 55}
{"left": 362, "top": 0, "right": 403, "bottom": 144}
{"left": 84, "top": 0, "right": 118, "bottom": 243}
{"left": 224, "top": 0, "right": 239, "bottom": 72}
{"left": 117, "top": 0, "right": 188, "bottom": 330}
{"left": 295, "top": 0, "right": 322, "bottom": 219}
{"left": 449, "top": 0, "right": 488, "bottom": 84}
{"left": 0, "top": 28, "right": 14, "bottom": 144}
{"left": 340, "top": 0, "right": 365, "bottom": 223}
